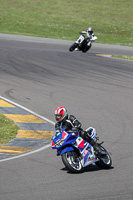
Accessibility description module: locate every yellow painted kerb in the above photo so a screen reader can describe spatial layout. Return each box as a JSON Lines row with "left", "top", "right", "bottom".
{"left": 0, "top": 146, "right": 36, "bottom": 154}
{"left": 4, "top": 114, "right": 47, "bottom": 123}
{"left": 0, "top": 99, "right": 53, "bottom": 156}
{"left": 17, "top": 130, "right": 53, "bottom": 139}
{"left": 96, "top": 54, "right": 112, "bottom": 57}
{"left": 0, "top": 100, "right": 15, "bottom": 107}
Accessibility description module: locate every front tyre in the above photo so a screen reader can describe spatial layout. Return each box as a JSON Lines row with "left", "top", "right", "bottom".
{"left": 69, "top": 43, "right": 78, "bottom": 52}
{"left": 96, "top": 145, "right": 112, "bottom": 169}
{"left": 61, "top": 151, "right": 83, "bottom": 173}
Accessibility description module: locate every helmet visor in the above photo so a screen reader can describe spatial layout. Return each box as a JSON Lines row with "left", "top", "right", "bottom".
{"left": 55, "top": 114, "right": 62, "bottom": 121}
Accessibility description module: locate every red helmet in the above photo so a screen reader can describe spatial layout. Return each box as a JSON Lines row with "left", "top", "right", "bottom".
{"left": 54, "top": 106, "right": 68, "bottom": 122}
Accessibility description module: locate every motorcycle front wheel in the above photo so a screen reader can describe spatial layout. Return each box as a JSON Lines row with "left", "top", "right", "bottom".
{"left": 61, "top": 151, "right": 83, "bottom": 173}
{"left": 95, "top": 145, "right": 112, "bottom": 169}
{"left": 69, "top": 43, "right": 78, "bottom": 51}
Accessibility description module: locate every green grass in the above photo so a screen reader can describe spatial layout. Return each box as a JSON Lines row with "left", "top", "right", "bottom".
{"left": 0, "top": 0, "right": 133, "bottom": 46}
{"left": 112, "top": 55, "right": 133, "bottom": 60}
{"left": 0, "top": 114, "right": 19, "bottom": 145}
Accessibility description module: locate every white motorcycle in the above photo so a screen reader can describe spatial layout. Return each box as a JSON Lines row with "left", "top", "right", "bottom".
{"left": 69, "top": 33, "right": 97, "bottom": 53}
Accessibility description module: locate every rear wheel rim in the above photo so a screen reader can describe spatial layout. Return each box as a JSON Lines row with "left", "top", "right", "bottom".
{"left": 99, "top": 146, "right": 111, "bottom": 165}
{"left": 100, "top": 154, "right": 111, "bottom": 165}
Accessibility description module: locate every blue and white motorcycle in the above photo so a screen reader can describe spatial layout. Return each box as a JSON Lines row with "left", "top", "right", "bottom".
{"left": 51, "top": 127, "right": 112, "bottom": 173}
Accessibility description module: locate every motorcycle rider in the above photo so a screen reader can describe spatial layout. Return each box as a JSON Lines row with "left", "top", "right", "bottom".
{"left": 75, "top": 27, "right": 97, "bottom": 51}
{"left": 54, "top": 106, "right": 101, "bottom": 154}
{"left": 80, "top": 27, "right": 96, "bottom": 40}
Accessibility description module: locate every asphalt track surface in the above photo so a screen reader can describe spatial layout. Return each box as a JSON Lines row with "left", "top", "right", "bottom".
{"left": 0, "top": 34, "right": 133, "bottom": 200}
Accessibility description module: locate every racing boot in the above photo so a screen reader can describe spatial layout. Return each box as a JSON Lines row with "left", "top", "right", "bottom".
{"left": 80, "top": 130, "right": 102, "bottom": 154}
{"left": 83, "top": 130, "right": 107, "bottom": 156}
{"left": 89, "top": 139, "right": 102, "bottom": 155}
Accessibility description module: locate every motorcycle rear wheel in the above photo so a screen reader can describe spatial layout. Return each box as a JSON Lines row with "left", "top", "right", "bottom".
{"left": 61, "top": 151, "right": 83, "bottom": 173}
{"left": 95, "top": 145, "right": 112, "bottom": 169}
{"left": 82, "top": 43, "right": 92, "bottom": 53}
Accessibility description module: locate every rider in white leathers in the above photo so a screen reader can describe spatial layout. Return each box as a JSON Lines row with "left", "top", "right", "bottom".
{"left": 80, "top": 27, "right": 97, "bottom": 41}
{"left": 74, "top": 27, "right": 97, "bottom": 51}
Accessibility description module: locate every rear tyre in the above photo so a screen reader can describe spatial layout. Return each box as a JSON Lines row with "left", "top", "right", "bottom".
{"left": 69, "top": 43, "right": 78, "bottom": 52}
{"left": 82, "top": 43, "right": 92, "bottom": 53}
{"left": 61, "top": 151, "right": 83, "bottom": 173}
{"left": 95, "top": 145, "right": 112, "bottom": 169}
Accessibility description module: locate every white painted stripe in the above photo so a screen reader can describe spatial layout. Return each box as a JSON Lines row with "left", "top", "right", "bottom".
{"left": 0, "top": 96, "right": 55, "bottom": 162}
{"left": 0, "top": 96, "right": 55, "bottom": 125}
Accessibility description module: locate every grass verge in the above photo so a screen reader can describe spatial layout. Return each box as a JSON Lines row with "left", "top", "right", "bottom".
{"left": 0, "top": 0, "right": 133, "bottom": 46}
{"left": 0, "top": 113, "right": 19, "bottom": 145}
{"left": 112, "top": 55, "right": 133, "bottom": 60}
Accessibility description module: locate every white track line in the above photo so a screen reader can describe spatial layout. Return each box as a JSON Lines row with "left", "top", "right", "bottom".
{"left": 0, "top": 144, "right": 51, "bottom": 162}
{"left": 0, "top": 96, "right": 55, "bottom": 162}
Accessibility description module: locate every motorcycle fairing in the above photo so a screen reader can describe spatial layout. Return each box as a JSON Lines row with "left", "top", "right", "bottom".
{"left": 74, "top": 137, "right": 94, "bottom": 166}
{"left": 82, "top": 146, "right": 98, "bottom": 167}
{"left": 60, "top": 146, "right": 74, "bottom": 155}
{"left": 77, "top": 35, "right": 84, "bottom": 44}
{"left": 52, "top": 128, "right": 77, "bottom": 150}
